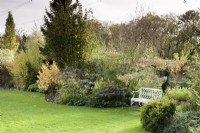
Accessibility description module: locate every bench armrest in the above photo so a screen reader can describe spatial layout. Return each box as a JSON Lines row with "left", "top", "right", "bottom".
{"left": 131, "top": 91, "right": 139, "bottom": 98}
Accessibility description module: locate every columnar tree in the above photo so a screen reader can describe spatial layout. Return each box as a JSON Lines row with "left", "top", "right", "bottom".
{"left": 3, "top": 11, "right": 18, "bottom": 51}
{"left": 41, "top": 0, "right": 91, "bottom": 69}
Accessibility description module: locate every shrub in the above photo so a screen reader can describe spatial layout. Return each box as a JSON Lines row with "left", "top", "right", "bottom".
{"left": 0, "top": 65, "right": 12, "bottom": 88}
{"left": 165, "top": 87, "right": 194, "bottom": 111}
{"left": 8, "top": 32, "right": 44, "bottom": 90}
{"left": 191, "top": 92, "right": 200, "bottom": 111}
{"left": 37, "top": 62, "right": 60, "bottom": 93}
{"left": 88, "top": 45, "right": 126, "bottom": 85}
{"left": 141, "top": 98, "right": 176, "bottom": 133}
{"left": 9, "top": 50, "right": 43, "bottom": 90}
{"left": 165, "top": 87, "right": 191, "bottom": 102}
{"left": 27, "top": 83, "right": 39, "bottom": 92}
{"left": 25, "top": 31, "right": 45, "bottom": 50}
{"left": 163, "top": 111, "right": 200, "bottom": 133}
{"left": 89, "top": 85, "right": 129, "bottom": 107}
{"left": 92, "top": 78, "right": 108, "bottom": 92}
{"left": 0, "top": 49, "right": 15, "bottom": 65}
{"left": 56, "top": 67, "right": 87, "bottom": 106}
{"left": 56, "top": 77, "right": 87, "bottom": 106}
{"left": 192, "top": 74, "right": 200, "bottom": 109}
{"left": 117, "top": 67, "right": 165, "bottom": 91}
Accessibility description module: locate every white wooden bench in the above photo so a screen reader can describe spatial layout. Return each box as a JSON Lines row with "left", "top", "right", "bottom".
{"left": 130, "top": 87, "right": 163, "bottom": 106}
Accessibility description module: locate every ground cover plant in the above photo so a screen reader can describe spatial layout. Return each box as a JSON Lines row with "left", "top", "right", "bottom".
{"left": 0, "top": 89, "right": 148, "bottom": 133}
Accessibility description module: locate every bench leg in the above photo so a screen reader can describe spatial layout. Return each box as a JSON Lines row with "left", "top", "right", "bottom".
{"left": 130, "top": 100, "right": 134, "bottom": 107}
{"left": 139, "top": 102, "right": 144, "bottom": 106}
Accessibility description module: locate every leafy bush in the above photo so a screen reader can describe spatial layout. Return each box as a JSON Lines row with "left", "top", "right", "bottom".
{"left": 165, "top": 87, "right": 191, "bottom": 101}
{"left": 117, "top": 67, "right": 166, "bottom": 91}
{"left": 89, "top": 85, "right": 129, "bottom": 107}
{"left": 88, "top": 45, "right": 126, "bottom": 85}
{"left": 0, "top": 49, "right": 15, "bottom": 65}
{"left": 56, "top": 67, "right": 87, "bottom": 106}
{"left": 27, "top": 83, "right": 39, "bottom": 92}
{"left": 8, "top": 32, "right": 44, "bottom": 90}
{"left": 25, "top": 31, "right": 45, "bottom": 50}
{"left": 165, "top": 87, "right": 194, "bottom": 111}
{"left": 192, "top": 73, "right": 200, "bottom": 109}
{"left": 141, "top": 98, "right": 176, "bottom": 133}
{"left": 0, "top": 65, "right": 12, "bottom": 88}
{"left": 9, "top": 50, "right": 43, "bottom": 90}
{"left": 56, "top": 77, "right": 87, "bottom": 106}
{"left": 71, "top": 70, "right": 100, "bottom": 95}
{"left": 37, "top": 62, "right": 60, "bottom": 93}
{"left": 92, "top": 78, "right": 108, "bottom": 92}
{"left": 117, "top": 48, "right": 181, "bottom": 90}
{"left": 163, "top": 111, "right": 200, "bottom": 133}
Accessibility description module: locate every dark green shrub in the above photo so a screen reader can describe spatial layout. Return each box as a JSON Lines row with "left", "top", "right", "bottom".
{"left": 80, "top": 73, "right": 101, "bottom": 95}
{"left": 141, "top": 98, "right": 176, "bottom": 133}
{"left": 89, "top": 85, "right": 129, "bottom": 107}
{"left": 163, "top": 111, "right": 200, "bottom": 133}
{"left": 25, "top": 62, "right": 39, "bottom": 89}
{"left": 0, "top": 65, "right": 12, "bottom": 88}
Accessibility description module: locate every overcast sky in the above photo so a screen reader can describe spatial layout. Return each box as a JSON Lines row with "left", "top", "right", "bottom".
{"left": 0, "top": 0, "right": 200, "bottom": 34}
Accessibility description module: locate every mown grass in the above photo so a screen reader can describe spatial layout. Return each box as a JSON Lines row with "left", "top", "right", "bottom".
{"left": 0, "top": 89, "right": 148, "bottom": 133}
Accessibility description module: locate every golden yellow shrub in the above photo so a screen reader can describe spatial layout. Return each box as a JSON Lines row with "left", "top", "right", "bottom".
{"left": 37, "top": 62, "right": 60, "bottom": 92}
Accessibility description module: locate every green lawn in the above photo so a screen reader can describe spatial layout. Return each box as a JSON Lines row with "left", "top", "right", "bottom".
{"left": 0, "top": 89, "right": 148, "bottom": 133}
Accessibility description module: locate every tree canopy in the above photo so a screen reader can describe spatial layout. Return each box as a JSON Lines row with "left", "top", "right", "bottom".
{"left": 41, "top": 0, "right": 91, "bottom": 69}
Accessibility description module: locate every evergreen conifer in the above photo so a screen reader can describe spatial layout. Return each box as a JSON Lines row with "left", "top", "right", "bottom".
{"left": 41, "top": 0, "right": 91, "bottom": 69}
{"left": 3, "top": 11, "right": 18, "bottom": 51}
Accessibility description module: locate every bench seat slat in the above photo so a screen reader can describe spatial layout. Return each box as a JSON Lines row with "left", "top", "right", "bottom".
{"left": 132, "top": 98, "right": 150, "bottom": 103}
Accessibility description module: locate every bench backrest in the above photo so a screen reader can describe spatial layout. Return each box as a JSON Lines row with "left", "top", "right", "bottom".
{"left": 139, "top": 88, "right": 163, "bottom": 100}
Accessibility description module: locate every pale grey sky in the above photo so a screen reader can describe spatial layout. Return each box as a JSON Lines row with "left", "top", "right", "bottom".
{"left": 0, "top": 0, "right": 200, "bottom": 34}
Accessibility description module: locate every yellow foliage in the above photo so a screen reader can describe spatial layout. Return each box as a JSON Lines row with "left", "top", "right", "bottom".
{"left": 37, "top": 62, "right": 60, "bottom": 92}
{"left": 8, "top": 51, "right": 29, "bottom": 89}
{"left": 8, "top": 48, "right": 44, "bottom": 89}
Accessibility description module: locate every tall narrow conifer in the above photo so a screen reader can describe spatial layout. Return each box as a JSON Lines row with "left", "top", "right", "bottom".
{"left": 3, "top": 12, "right": 18, "bottom": 50}
{"left": 41, "top": 0, "right": 91, "bottom": 69}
